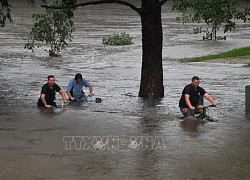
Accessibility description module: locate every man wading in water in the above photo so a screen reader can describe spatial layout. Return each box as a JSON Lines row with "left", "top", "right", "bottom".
{"left": 37, "top": 75, "right": 67, "bottom": 108}
{"left": 179, "top": 76, "right": 217, "bottom": 117}
{"left": 67, "top": 73, "right": 93, "bottom": 101}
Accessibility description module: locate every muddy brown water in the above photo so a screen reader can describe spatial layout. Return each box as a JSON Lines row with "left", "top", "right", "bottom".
{"left": 0, "top": 2, "right": 250, "bottom": 179}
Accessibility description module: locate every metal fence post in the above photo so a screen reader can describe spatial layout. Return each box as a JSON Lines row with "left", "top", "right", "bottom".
{"left": 246, "top": 85, "right": 250, "bottom": 112}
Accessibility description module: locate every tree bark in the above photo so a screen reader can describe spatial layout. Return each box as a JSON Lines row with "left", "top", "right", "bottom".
{"left": 139, "top": 0, "right": 164, "bottom": 98}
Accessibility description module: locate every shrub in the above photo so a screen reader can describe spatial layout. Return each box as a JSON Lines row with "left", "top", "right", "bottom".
{"left": 103, "top": 33, "right": 133, "bottom": 46}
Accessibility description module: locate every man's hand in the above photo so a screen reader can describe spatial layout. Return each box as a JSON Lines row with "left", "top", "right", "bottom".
{"left": 204, "top": 93, "right": 217, "bottom": 107}
{"left": 190, "top": 106, "right": 195, "bottom": 110}
{"left": 70, "top": 97, "right": 75, "bottom": 101}
{"left": 45, "top": 105, "right": 52, "bottom": 108}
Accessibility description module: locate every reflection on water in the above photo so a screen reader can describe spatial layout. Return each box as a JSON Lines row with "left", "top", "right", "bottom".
{"left": 180, "top": 119, "right": 205, "bottom": 134}
{"left": 38, "top": 106, "right": 67, "bottom": 117}
{"left": 0, "top": 1, "right": 250, "bottom": 179}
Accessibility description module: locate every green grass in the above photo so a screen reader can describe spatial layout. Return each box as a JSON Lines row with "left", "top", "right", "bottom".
{"left": 180, "top": 46, "right": 250, "bottom": 63}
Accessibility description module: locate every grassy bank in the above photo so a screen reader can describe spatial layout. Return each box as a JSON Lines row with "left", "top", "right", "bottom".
{"left": 180, "top": 46, "right": 250, "bottom": 63}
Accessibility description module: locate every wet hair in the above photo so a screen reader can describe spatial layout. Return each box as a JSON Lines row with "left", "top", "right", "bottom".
{"left": 47, "top": 75, "right": 55, "bottom": 80}
{"left": 192, "top": 76, "right": 199, "bottom": 82}
{"left": 75, "top": 73, "right": 83, "bottom": 80}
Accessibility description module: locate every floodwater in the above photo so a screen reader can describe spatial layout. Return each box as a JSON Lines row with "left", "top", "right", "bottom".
{"left": 0, "top": 1, "right": 250, "bottom": 179}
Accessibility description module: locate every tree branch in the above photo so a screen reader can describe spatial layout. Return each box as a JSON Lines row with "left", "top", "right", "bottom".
{"left": 160, "top": 0, "right": 169, "bottom": 6}
{"left": 41, "top": 0, "right": 141, "bottom": 15}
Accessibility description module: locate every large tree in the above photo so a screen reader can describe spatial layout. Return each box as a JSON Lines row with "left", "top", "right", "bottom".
{"left": 41, "top": 0, "right": 169, "bottom": 98}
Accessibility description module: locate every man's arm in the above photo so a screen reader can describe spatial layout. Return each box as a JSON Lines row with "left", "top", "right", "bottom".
{"left": 88, "top": 84, "right": 93, "bottom": 96}
{"left": 67, "top": 80, "right": 75, "bottom": 101}
{"left": 59, "top": 90, "right": 68, "bottom": 104}
{"left": 185, "top": 94, "right": 195, "bottom": 110}
{"left": 203, "top": 93, "right": 217, "bottom": 106}
{"left": 67, "top": 90, "right": 75, "bottom": 101}
{"left": 82, "top": 79, "right": 93, "bottom": 96}
{"left": 40, "top": 93, "right": 52, "bottom": 108}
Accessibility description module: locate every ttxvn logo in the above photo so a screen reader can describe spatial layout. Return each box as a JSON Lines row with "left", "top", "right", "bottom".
{"left": 63, "top": 136, "right": 166, "bottom": 151}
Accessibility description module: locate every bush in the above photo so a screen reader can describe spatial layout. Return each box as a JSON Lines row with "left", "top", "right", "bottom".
{"left": 103, "top": 33, "right": 133, "bottom": 46}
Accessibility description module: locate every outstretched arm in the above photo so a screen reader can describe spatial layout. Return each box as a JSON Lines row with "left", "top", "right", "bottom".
{"left": 40, "top": 93, "right": 52, "bottom": 108}
{"left": 89, "top": 84, "right": 93, "bottom": 96}
{"left": 204, "top": 93, "right": 217, "bottom": 106}
{"left": 67, "top": 80, "right": 75, "bottom": 101}
{"left": 59, "top": 90, "right": 68, "bottom": 104}
{"left": 67, "top": 91, "right": 75, "bottom": 101}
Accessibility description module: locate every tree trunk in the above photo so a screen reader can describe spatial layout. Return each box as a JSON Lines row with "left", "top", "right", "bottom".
{"left": 139, "top": 0, "right": 164, "bottom": 98}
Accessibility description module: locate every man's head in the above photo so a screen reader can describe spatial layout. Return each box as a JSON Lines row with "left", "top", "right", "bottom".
{"left": 191, "top": 76, "right": 200, "bottom": 88}
{"left": 75, "top": 73, "right": 82, "bottom": 84}
{"left": 47, "top": 75, "right": 55, "bottom": 87}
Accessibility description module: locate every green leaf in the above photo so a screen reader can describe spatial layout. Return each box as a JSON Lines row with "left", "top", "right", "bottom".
{"left": 25, "top": 0, "right": 75, "bottom": 56}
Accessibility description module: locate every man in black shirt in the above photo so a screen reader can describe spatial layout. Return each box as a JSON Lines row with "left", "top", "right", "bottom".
{"left": 179, "top": 76, "right": 217, "bottom": 117}
{"left": 38, "top": 75, "right": 67, "bottom": 108}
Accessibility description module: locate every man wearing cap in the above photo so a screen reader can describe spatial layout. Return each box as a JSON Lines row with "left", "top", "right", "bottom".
{"left": 179, "top": 76, "right": 217, "bottom": 117}
{"left": 67, "top": 73, "right": 93, "bottom": 101}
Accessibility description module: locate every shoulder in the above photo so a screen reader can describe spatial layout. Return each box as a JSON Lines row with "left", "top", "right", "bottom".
{"left": 185, "top": 84, "right": 192, "bottom": 88}
{"left": 183, "top": 84, "right": 192, "bottom": 94}
{"left": 68, "top": 79, "right": 73, "bottom": 83}
{"left": 184, "top": 84, "right": 192, "bottom": 90}
{"left": 198, "top": 86, "right": 205, "bottom": 91}
{"left": 42, "top": 83, "right": 48, "bottom": 88}
{"left": 54, "top": 83, "right": 61, "bottom": 89}
{"left": 82, "top": 79, "right": 89, "bottom": 85}
{"left": 199, "top": 86, "right": 206, "bottom": 93}
{"left": 42, "top": 83, "right": 49, "bottom": 89}
{"left": 41, "top": 83, "right": 49, "bottom": 93}
{"left": 67, "top": 79, "right": 74, "bottom": 86}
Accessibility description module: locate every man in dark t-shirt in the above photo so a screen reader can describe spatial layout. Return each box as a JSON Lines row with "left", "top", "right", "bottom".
{"left": 38, "top": 75, "right": 67, "bottom": 108}
{"left": 179, "top": 76, "right": 217, "bottom": 117}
